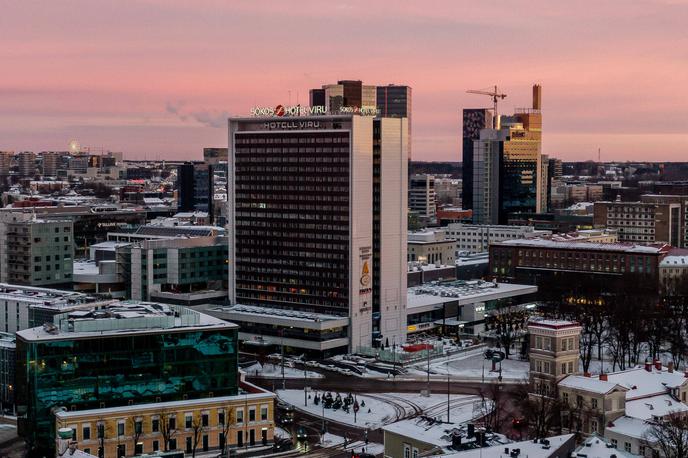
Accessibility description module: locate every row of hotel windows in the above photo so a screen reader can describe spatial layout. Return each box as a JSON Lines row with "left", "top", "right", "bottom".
{"left": 237, "top": 147, "right": 350, "bottom": 154}
{"left": 240, "top": 204, "right": 347, "bottom": 212}
{"left": 236, "top": 229, "right": 348, "bottom": 239}
{"left": 237, "top": 194, "right": 349, "bottom": 202}
{"left": 236, "top": 212, "right": 349, "bottom": 222}
{"left": 235, "top": 155, "right": 348, "bottom": 163}
{"left": 238, "top": 266, "right": 346, "bottom": 277}
{"left": 236, "top": 166, "right": 349, "bottom": 174}
{"left": 236, "top": 185, "right": 349, "bottom": 193}
{"left": 237, "top": 175, "right": 349, "bottom": 184}
{"left": 533, "top": 336, "right": 576, "bottom": 352}
{"left": 235, "top": 136, "right": 348, "bottom": 144}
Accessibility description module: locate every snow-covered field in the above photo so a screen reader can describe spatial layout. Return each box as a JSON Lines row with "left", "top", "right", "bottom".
{"left": 277, "top": 389, "right": 484, "bottom": 429}
{"left": 243, "top": 362, "right": 323, "bottom": 379}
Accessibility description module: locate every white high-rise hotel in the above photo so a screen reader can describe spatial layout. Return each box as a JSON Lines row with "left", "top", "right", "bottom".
{"left": 226, "top": 112, "right": 408, "bottom": 355}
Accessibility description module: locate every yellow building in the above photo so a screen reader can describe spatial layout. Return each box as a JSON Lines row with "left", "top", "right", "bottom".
{"left": 54, "top": 382, "right": 275, "bottom": 457}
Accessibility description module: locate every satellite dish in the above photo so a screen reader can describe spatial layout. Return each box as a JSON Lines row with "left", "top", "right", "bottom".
{"left": 68, "top": 139, "right": 80, "bottom": 154}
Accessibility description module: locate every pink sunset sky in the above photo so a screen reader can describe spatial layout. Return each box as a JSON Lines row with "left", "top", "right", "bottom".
{"left": 2, "top": 0, "right": 687, "bottom": 162}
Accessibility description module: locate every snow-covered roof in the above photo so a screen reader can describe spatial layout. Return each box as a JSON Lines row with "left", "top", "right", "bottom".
{"left": 574, "top": 433, "right": 637, "bottom": 458}
{"left": 625, "top": 394, "right": 688, "bottom": 420}
{"left": 494, "top": 238, "right": 668, "bottom": 254}
{"left": 441, "top": 434, "right": 575, "bottom": 458}
{"left": 660, "top": 255, "right": 688, "bottom": 267}
{"left": 408, "top": 281, "right": 536, "bottom": 311}
{"left": 605, "top": 366, "right": 688, "bottom": 399}
{"left": 606, "top": 416, "right": 653, "bottom": 440}
{"left": 558, "top": 375, "right": 628, "bottom": 395}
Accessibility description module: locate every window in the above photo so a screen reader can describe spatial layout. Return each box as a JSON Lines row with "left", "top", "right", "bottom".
{"left": 404, "top": 444, "right": 411, "bottom": 458}
{"left": 237, "top": 408, "right": 244, "bottom": 424}
{"left": 218, "top": 411, "right": 225, "bottom": 425}
{"left": 591, "top": 398, "right": 598, "bottom": 409}
{"left": 624, "top": 442, "right": 631, "bottom": 452}
{"left": 202, "top": 413, "right": 208, "bottom": 427}
{"left": 185, "top": 414, "right": 192, "bottom": 429}
{"left": 82, "top": 425, "right": 90, "bottom": 440}
{"left": 576, "top": 395, "right": 583, "bottom": 407}
{"left": 152, "top": 418, "right": 159, "bottom": 432}
{"left": 117, "top": 422, "right": 125, "bottom": 436}
{"left": 135, "top": 442, "right": 143, "bottom": 455}
{"left": 152, "top": 440, "right": 159, "bottom": 452}
{"left": 168, "top": 439, "right": 176, "bottom": 450}
{"left": 186, "top": 437, "right": 192, "bottom": 453}
{"left": 260, "top": 406, "right": 268, "bottom": 421}
{"left": 591, "top": 420, "right": 598, "bottom": 433}
{"left": 169, "top": 416, "right": 176, "bottom": 430}
{"left": 639, "top": 445, "right": 646, "bottom": 455}
{"left": 562, "top": 392, "right": 569, "bottom": 404}
{"left": 249, "top": 408, "right": 256, "bottom": 422}
{"left": 611, "top": 438, "right": 618, "bottom": 448}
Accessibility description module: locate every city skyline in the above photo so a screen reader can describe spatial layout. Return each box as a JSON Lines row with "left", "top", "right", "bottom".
{"left": 2, "top": 0, "right": 687, "bottom": 162}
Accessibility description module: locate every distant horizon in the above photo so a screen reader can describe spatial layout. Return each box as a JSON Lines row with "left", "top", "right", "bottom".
{"left": 2, "top": 1, "right": 687, "bottom": 162}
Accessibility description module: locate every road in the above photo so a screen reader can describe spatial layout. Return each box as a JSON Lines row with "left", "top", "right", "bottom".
{"left": 251, "top": 370, "right": 527, "bottom": 457}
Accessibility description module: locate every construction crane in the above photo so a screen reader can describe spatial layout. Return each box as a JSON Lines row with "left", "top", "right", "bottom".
{"left": 466, "top": 85, "right": 507, "bottom": 129}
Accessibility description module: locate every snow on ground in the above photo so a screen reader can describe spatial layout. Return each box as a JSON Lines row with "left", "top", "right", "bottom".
{"left": 277, "top": 389, "right": 483, "bottom": 429}
{"left": 274, "top": 426, "right": 291, "bottom": 440}
{"left": 418, "top": 352, "right": 529, "bottom": 381}
{"left": 243, "top": 362, "right": 323, "bottom": 379}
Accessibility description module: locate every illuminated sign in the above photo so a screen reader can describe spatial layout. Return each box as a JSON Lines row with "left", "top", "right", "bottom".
{"left": 263, "top": 120, "right": 321, "bottom": 130}
{"left": 250, "top": 104, "right": 379, "bottom": 117}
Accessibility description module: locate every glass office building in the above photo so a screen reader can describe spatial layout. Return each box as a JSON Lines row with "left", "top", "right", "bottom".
{"left": 16, "top": 302, "right": 238, "bottom": 452}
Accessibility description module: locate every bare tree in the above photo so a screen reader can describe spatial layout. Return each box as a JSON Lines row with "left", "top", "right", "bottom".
{"left": 219, "top": 407, "right": 233, "bottom": 455}
{"left": 645, "top": 413, "right": 688, "bottom": 458}
{"left": 513, "top": 380, "right": 561, "bottom": 439}
{"left": 191, "top": 413, "right": 205, "bottom": 458}
{"left": 158, "top": 410, "right": 177, "bottom": 452}
{"left": 477, "top": 382, "right": 507, "bottom": 433}
{"left": 127, "top": 416, "right": 143, "bottom": 455}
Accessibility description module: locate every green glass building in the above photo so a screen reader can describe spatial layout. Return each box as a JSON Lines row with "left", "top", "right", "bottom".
{"left": 15, "top": 302, "right": 238, "bottom": 453}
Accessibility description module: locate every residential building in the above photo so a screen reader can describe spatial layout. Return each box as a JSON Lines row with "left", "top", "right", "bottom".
{"left": 54, "top": 379, "right": 275, "bottom": 458}
{"left": 593, "top": 198, "right": 683, "bottom": 246}
{"left": 2, "top": 217, "right": 74, "bottom": 287}
{"left": 462, "top": 108, "right": 493, "bottom": 212}
{"left": 17, "top": 151, "right": 36, "bottom": 178}
{"left": 41, "top": 151, "right": 62, "bottom": 177}
{"left": 16, "top": 301, "right": 239, "bottom": 453}
{"left": 527, "top": 319, "right": 582, "bottom": 396}
{"left": 408, "top": 229, "right": 455, "bottom": 265}
{"left": 228, "top": 113, "right": 408, "bottom": 353}
{"left": 558, "top": 361, "right": 688, "bottom": 456}
{"left": 0, "top": 151, "right": 13, "bottom": 177}
{"left": 446, "top": 223, "right": 548, "bottom": 254}
{"left": 409, "top": 174, "right": 437, "bottom": 221}
{"left": 659, "top": 251, "right": 688, "bottom": 294}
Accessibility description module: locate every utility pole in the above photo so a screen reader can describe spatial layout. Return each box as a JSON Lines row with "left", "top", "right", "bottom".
{"left": 281, "top": 329, "right": 285, "bottom": 390}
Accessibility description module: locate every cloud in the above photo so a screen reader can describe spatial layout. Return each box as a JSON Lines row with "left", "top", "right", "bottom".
{"left": 165, "top": 101, "right": 228, "bottom": 128}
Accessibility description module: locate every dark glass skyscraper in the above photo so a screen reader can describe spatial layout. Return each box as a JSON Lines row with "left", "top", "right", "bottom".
{"left": 377, "top": 85, "right": 412, "bottom": 159}
{"left": 462, "top": 108, "right": 493, "bottom": 211}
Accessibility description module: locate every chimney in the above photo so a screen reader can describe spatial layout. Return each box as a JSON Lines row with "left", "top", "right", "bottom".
{"left": 532, "top": 84, "right": 542, "bottom": 110}
{"left": 645, "top": 359, "right": 652, "bottom": 372}
{"left": 655, "top": 360, "right": 662, "bottom": 371}
{"left": 599, "top": 373, "right": 608, "bottom": 381}
{"left": 668, "top": 361, "right": 674, "bottom": 373}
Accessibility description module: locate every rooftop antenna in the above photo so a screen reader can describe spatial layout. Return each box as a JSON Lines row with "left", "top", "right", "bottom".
{"left": 598, "top": 148, "right": 601, "bottom": 163}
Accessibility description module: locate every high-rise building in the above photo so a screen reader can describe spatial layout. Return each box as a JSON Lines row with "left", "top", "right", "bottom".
{"left": 472, "top": 85, "right": 546, "bottom": 224}
{"left": 462, "top": 109, "right": 493, "bottom": 211}
{"left": 176, "top": 162, "right": 210, "bottom": 213}
{"left": 17, "top": 151, "right": 36, "bottom": 178}
{"left": 377, "top": 85, "right": 412, "bottom": 159}
{"left": 0, "top": 151, "right": 13, "bottom": 178}
{"left": 409, "top": 175, "right": 437, "bottom": 221}
{"left": 203, "top": 147, "right": 228, "bottom": 165}
{"left": 41, "top": 151, "right": 62, "bottom": 177}
{"left": 228, "top": 113, "right": 408, "bottom": 353}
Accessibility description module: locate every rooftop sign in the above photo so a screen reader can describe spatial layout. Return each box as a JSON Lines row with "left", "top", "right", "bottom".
{"left": 250, "top": 104, "right": 379, "bottom": 117}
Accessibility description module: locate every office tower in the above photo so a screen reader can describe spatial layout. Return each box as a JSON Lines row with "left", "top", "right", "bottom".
{"left": 176, "top": 162, "right": 210, "bottom": 213}
{"left": 17, "top": 151, "right": 36, "bottom": 178}
{"left": 16, "top": 302, "right": 239, "bottom": 452}
{"left": 41, "top": 151, "right": 61, "bottom": 177}
{"left": 540, "top": 154, "right": 549, "bottom": 213}
{"left": 377, "top": 85, "right": 412, "bottom": 159}
{"left": 228, "top": 113, "right": 408, "bottom": 352}
{"left": 409, "top": 175, "right": 437, "bottom": 221}
{"left": 472, "top": 85, "right": 545, "bottom": 224}
{"left": 462, "top": 109, "right": 493, "bottom": 211}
